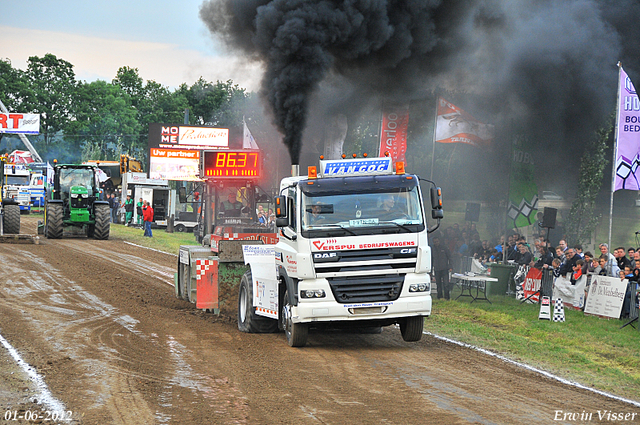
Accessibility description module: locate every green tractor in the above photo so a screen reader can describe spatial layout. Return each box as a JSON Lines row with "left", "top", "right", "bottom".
{"left": 0, "top": 156, "right": 21, "bottom": 235}
{"left": 44, "top": 164, "right": 110, "bottom": 239}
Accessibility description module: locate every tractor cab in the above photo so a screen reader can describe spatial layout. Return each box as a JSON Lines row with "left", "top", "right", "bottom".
{"left": 56, "top": 166, "right": 100, "bottom": 221}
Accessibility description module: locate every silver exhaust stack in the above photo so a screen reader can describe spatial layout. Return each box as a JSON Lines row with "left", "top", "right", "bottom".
{"left": 291, "top": 164, "right": 300, "bottom": 177}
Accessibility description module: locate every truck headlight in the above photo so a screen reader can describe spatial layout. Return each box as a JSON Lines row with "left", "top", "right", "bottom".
{"left": 71, "top": 193, "right": 78, "bottom": 198}
{"left": 300, "top": 289, "right": 326, "bottom": 299}
{"left": 409, "top": 282, "right": 430, "bottom": 293}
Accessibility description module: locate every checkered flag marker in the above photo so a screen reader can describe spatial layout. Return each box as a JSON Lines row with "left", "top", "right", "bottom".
{"left": 553, "top": 298, "right": 565, "bottom": 322}
{"left": 539, "top": 296, "right": 551, "bottom": 320}
{"left": 516, "top": 284, "right": 524, "bottom": 301}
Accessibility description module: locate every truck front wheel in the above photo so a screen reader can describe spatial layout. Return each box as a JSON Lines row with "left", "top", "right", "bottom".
{"left": 282, "top": 288, "right": 308, "bottom": 347}
{"left": 237, "top": 270, "right": 278, "bottom": 333}
{"left": 400, "top": 316, "right": 424, "bottom": 342}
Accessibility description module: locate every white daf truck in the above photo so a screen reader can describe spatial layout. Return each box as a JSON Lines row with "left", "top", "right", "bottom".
{"left": 237, "top": 155, "right": 443, "bottom": 346}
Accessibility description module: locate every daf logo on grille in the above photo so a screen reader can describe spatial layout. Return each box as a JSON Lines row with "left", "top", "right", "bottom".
{"left": 400, "top": 248, "right": 417, "bottom": 254}
{"left": 314, "top": 252, "right": 337, "bottom": 259}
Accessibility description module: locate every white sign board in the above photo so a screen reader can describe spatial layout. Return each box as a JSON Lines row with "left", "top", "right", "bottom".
{"left": 0, "top": 113, "right": 40, "bottom": 134}
{"left": 584, "top": 275, "right": 627, "bottom": 319}
{"left": 243, "top": 245, "right": 278, "bottom": 319}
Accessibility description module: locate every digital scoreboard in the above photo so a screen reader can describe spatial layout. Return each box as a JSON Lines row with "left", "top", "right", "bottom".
{"left": 201, "top": 150, "right": 261, "bottom": 179}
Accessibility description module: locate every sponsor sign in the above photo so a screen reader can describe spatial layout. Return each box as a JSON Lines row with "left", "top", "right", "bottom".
{"left": 148, "top": 123, "right": 229, "bottom": 150}
{"left": 0, "top": 113, "right": 40, "bottom": 134}
{"left": 319, "top": 157, "right": 393, "bottom": 178}
{"left": 523, "top": 268, "right": 542, "bottom": 303}
{"left": 614, "top": 66, "right": 640, "bottom": 190}
{"left": 378, "top": 104, "right": 409, "bottom": 163}
{"left": 584, "top": 275, "right": 627, "bottom": 318}
{"left": 149, "top": 148, "right": 200, "bottom": 181}
{"left": 311, "top": 236, "right": 416, "bottom": 252}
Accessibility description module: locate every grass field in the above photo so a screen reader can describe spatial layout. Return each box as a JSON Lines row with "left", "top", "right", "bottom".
{"left": 106, "top": 221, "right": 640, "bottom": 403}
{"left": 429, "top": 293, "right": 640, "bottom": 402}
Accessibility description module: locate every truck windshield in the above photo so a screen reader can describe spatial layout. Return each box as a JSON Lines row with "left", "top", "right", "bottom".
{"left": 301, "top": 186, "right": 424, "bottom": 234}
{"left": 6, "top": 176, "right": 29, "bottom": 186}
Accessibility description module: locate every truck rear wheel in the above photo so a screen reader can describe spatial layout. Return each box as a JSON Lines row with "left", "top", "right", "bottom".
{"left": 93, "top": 204, "right": 110, "bottom": 240}
{"left": 2, "top": 204, "right": 20, "bottom": 234}
{"left": 282, "top": 288, "right": 308, "bottom": 347}
{"left": 237, "top": 270, "right": 278, "bottom": 333}
{"left": 45, "top": 203, "right": 63, "bottom": 239}
{"left": 400, "top": 316, "right": 424, "bottom": 342}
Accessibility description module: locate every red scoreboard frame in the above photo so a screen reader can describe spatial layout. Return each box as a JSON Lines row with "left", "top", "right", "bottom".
{"left": 201, "top": 150, "right": 261, "bottom": 179}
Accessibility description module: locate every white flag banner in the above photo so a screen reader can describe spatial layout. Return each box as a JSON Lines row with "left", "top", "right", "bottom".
{"left": 435, "top": 98, "right": 493, "bottom": 147}
{"left": 243, "top": 120, "right": 259, "bottom": 150}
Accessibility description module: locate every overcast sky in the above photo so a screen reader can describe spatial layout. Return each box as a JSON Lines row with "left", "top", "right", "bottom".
{"left": 0, "top": 0, "right": 263, "bottom": 91}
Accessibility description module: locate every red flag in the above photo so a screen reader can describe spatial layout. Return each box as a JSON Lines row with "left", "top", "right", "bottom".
{"left": 435, "top": 97, "right": 494, "bottom": 147}
{"left": 379, "top": 104, "right": 410, "bottom": 163}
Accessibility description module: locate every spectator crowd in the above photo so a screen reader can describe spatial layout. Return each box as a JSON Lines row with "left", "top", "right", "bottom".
{"left": 430, "top": 222, "right": 639, "bottom": 319}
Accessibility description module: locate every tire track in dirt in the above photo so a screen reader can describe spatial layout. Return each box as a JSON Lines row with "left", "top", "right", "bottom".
{"left": 3, "top": 219, "right": 640, "bottom": 424}
{"left": 0, "top": 242, "right": 249, "bottom": 424}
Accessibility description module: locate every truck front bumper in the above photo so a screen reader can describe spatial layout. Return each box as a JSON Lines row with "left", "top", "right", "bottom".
{"left": 292, "top": 294, "right": 432, "bottom": 324}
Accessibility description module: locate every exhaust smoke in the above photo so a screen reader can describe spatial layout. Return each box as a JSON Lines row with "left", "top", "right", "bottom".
{"left": 200, "top": 0, "right": 640, "bottom": 177}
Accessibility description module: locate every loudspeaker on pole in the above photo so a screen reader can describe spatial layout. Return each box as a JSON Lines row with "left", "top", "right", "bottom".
{"left": 465, "top": 202, "right": 481, "bottom": 222}
{"left": 541, "top": 207, "right": 557, "bottom": 229}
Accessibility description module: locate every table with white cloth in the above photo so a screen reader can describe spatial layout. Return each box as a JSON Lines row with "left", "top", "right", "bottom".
{"left": 451, "top": 273, "right": 498, "bottom": 303}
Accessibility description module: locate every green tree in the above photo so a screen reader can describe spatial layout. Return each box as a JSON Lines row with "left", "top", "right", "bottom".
{"left": 23, "top": 54, "right": 78, "bottom": 145}
{"left": 113, "top": 66, "right": 189, "bottom": 159}
{"left": 0, "top": 59, "right": 34, "bottom": 150}
{"left": 66, "top": 80, "right": 140, "bottom": 161}
{"left": 0, "top": 59, "right": 32, "bottom": 111}
{"left": 178, "top": 78, "right": 249, "bottom": 127}
{"left": 564, "top": 118, "right": 612, "bottom": 246}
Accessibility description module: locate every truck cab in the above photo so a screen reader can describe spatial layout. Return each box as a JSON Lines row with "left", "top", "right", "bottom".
{"left": 242, "top": 155, "right": 443, "bottom": 346}
{"left": 2, "top": 163, "right": 31, "bottom": 213}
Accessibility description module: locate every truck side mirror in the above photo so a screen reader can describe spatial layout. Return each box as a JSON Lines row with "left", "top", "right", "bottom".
{"left": 178, "top": 187, "right": 187, "bottom": 204}
{"left": 430, "top": 187, "right": 444, "bottom": 219}
{"left": 275, "top": 196, "right": 287, "bottom": 218}
{"left": 275, "top": 217, "right": 289, "bottom": 228}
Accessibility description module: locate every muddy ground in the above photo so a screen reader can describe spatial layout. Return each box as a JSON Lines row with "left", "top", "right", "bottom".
{"left": 0, "top": 216, "right": 638, "bottom": 424}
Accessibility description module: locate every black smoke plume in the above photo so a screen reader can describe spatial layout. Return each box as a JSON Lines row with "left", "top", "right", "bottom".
{"left": 200, "top": 0, "right": 640, "bottom": 168}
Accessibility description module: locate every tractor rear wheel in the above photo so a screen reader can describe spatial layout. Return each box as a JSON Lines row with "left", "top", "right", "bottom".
{"left": 45, "top": 203, "right": 63, "bottom": 239}
{"left": 2, "top": 204, "right": 20, "bottom": 234}
{"left": 93, "top": 204, "right": 110, "bottom": 240}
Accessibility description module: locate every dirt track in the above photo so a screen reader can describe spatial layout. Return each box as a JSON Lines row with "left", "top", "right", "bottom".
{"left": 0, "top": 217, "right": 638, "bottom": 424}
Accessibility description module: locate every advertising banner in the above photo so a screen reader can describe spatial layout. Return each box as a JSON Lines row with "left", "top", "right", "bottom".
{"left": 508, "top": 136, "right": 539, "bottom": 228}
{"left": 379, "top": 104, "right": 409, "bottom": 163}
{"left": 614, "top": 66, "right": 640, "bottom": 191}
{"left": 435, "top": 97, "right": 494, "bottom": 147}
{"left": 0, "top": 113, "right": 40, "bottom": 134}
{"left": 584, "top": 275, "right": 627, "bottom": 318}
{"left": 523, "top": 268, "right": 542, "bottom": 303}
{"left": 148, "top": 123, "right": 229, "bottom": 150}
{"left": 149, "top": 148, "right": 200, "bottom": 181}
